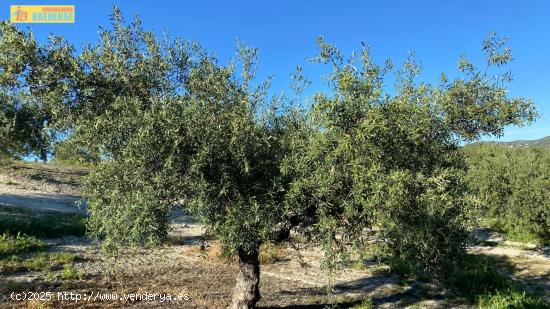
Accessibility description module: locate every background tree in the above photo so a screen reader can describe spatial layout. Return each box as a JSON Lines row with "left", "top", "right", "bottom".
{"left": 52, "top": 137, "right": 97, "bottom": 165}
{"left": 465, "top": 144, "right": 550, "bottom": 244}
{"left": 0, "top": 22, "right": 78, "bottom": 161}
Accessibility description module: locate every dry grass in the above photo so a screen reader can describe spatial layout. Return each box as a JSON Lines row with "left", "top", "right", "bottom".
{"left": 185, "top": 240, "right": 287, "bottom": 266}
{"left": 258, "top": 242, "right": 286, "bottom": 265}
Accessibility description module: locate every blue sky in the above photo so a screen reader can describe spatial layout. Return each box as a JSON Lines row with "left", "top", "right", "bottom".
{"left": 6, "top": 0, "right": 549, "bottom": 141}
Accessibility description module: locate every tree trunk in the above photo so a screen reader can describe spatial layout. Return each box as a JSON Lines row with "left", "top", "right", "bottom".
{"left": 231, "top": 249, "right": 260, "bottom": 309}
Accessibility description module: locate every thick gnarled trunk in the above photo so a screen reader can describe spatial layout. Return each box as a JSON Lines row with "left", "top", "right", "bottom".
{"left": 231, "top": 249, "right": 260, "bottom": 309}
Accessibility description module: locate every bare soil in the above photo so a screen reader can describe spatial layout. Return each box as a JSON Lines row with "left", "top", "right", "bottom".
{"left": 0, "top": 161, "right": 86, "bottom": 214}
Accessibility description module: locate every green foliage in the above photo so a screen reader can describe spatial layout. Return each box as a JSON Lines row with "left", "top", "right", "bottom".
{"left": 0, "top": 250, "right": 81, "bottom": 275}
{"left": 59, "top": 263, "right": 84, "bottom": 280}
{"left": 0, "top": 279, "right": 24, "bottom": 294}
{"left": 0, "top": 208, "right": 85, "bottom": 277}
{"left": 479, "top": 136, "right": 550, "bottom": 148}
{"left": 283, "top": 34, "right": 533, "bottom": 279}
{"left": 258, "top": 242, "right": 284, "bottom": 264}
{"left": 17, "top": 252, "right": 50, "bottom": 272}
{"left": 465, "top": 144, "right": 550, "bottom": 244}
{"left": 0, "top": 205, "right": 85, "bottom": 279}
{"left": 351, "top": 299, "right": 373, "bottom": 309}
{"left": 478, "top": 289, "right": 548, "bottom": 309}
{"left": 453, "top": 254, "right": 511, "bottom": 299}
{"left": 0, "top": 205, "right": 85, "bottom": 280}
{"left": 0, "top": 205, "right": 86, "bottom": 238}
{"left": 66, "top": 9, "right": 297, "bottom": 258}
{"left": 85, "top": 159, "right": 174, "bottom": 249}
{"left": 442, "top": 33, "right": 537, "bottom": 141}
{"left": 0, "top": 21, "right": 78, "bottom": 161}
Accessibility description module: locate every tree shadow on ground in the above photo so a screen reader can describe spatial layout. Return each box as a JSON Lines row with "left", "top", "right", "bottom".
{"left": 29, "top": 172, "right": 80, "bottom": 187}
{"left": 0, "top": 193, "right": 85, "bottom": 214}
{"left": 481, "top": 253, "right": 550, "bottom": 300}
{"left": 5, "top": 163, "right": 86, "bottom": 191}
{"left": 259, "top": 274, "right": 463, "bottom": 308}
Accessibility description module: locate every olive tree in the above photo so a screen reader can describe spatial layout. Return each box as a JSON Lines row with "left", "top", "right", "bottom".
{"left": 0, "top": 22, "right": 77, "bottom": 161}
{"left": 79, "top": 22, "right": 535, "bottom": 307}
{"left": 283, "top": 34, "right": 537, "bottom": 278}
{"left": 54, "top": 10, "right": 298, "bottom": 308}
{"left": 6, "top": 9, "right": 537, "bottom": 308}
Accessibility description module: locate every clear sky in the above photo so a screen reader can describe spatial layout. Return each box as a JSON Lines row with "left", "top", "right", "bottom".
{"left": 6, "top": 0, "right": 549, "bottom": 141}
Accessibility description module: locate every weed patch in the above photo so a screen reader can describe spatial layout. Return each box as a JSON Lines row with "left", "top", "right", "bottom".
{"left": 453, "top": 254, "right": 548, "bottom": 308}
{"left": 0, "top": 233, "right": 47, "bottom": 257}
{"left": 478, "top": 288, "right": 548, "bottom": 308}
{"left": 59, "top": 263, "right": 84, "bottom": 280}
{"left": 259, "top": 242, "right": 285, "bottom": 264}
{"left": 0, "top": 279, "right": 24, "bottom": 294}
{"left": 351, "top": 299, "right": 373, "bottom": 309}
{"left": 0, "top": 205, "right": 86, "bottom": 238}
{"left": 1, "top": 248, "right": 81, "bottom": 275}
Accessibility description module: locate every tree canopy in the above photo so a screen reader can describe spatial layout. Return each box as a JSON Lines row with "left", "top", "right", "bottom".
{"left": 281, "top": 34, "right": 536, "bottom": 278}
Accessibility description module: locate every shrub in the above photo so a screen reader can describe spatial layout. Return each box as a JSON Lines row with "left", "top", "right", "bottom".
{"left": 52, "top": 138, "right": 97, "bottom": 166}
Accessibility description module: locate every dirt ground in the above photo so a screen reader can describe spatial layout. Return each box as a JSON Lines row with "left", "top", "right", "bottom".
{"left": 1, "top": 162, "right": 548, "bottom": 308}
{"left": 0, "top": 162, "right": 85, "bottom": 214}
{"left": 1, "top": 223, "right": 463, "bottom": 308}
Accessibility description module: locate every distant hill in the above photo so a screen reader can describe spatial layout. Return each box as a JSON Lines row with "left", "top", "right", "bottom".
{"left": 473, "top": 136, "right": 550, "bottom": 148}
